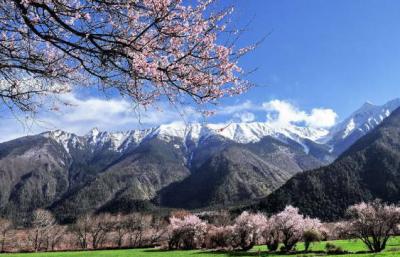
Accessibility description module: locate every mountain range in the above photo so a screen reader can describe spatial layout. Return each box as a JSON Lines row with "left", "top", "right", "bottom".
{"left": 255, "top": 102, "right": 400, "bottom": 221}
{"left": 0, "top": 98, "right": 399, "bottom": 222}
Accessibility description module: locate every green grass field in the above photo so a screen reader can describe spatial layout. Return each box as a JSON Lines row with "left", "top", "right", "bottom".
{"left": 2, "top": 237, "right": 400, "bottom": 257}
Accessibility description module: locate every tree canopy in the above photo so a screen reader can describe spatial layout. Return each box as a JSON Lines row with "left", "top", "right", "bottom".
{"left": 0, "top": 0, "right": 251, "bottom": 113}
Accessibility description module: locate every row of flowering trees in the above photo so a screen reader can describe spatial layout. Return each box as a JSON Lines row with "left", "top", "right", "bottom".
{"left": 168, "top": 206, "right": 323, "bottom": 252}
{"left": 168, "top": 201, "right": 400, "bottom": 253}
{"left": 1, "top": 201, "right": 400, "bottom": 253}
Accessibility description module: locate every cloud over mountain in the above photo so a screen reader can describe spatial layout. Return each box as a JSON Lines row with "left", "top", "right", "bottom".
{"left": 0, "top": 93, "right": 338, "bottom": 142}
{"left": 263, "top": 100, "right": 337, "bottom": 128}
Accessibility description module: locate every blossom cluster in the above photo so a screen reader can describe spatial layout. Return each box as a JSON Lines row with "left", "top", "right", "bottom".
{"left": 168, "top": 206, "right": 323, "bottom": 252}
{"left": 1, "top": 0, "right": 252, "bottom": 112}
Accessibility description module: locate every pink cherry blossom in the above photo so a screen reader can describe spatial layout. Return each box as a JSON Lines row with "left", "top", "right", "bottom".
{"left": 270, "top": 206, "right": 321, "bottom": 252}
{"left": 344, "top": 200, "right": 400, "bottom": 252}
{"left": 0, "top": 0, "right": 253, "bottom": 112}
{"left": 232, "top": 211, "right": 267, "bottom": 251}
{"left": 168, "top": 214, "right": 207, "bottom": 250}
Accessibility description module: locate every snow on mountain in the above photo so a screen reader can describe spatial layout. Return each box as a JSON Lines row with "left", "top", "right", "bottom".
{"left": 41, "top": 98, "right": 400, "bottom": 157}
{"left": 111, "top": 122, "right": 328, "bottom": 149}
{"left": 85, "top": 128, "right": 140, "bottom": 151}
{"left": 329, "top": 98, "right": 400, "bottom": 140}
{"left": 203, "top": 122, "right": 328, "bottom": 146}
{"left": 326, "top": 98, "right": 400, "bottom": 154}
{"left": 42, "top": 121, "right": 329, "bottom": 155}
{"left": 42, "top": 130, "right": 85, "bottom": 153}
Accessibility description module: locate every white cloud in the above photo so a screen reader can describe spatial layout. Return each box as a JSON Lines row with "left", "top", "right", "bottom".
{"left": 263, "top": 100, "right": 306, "bottom": 125}
{"left": 0, "top": 92, "right": 203, "bottom": 142}
{"left": 53, "top": 93, "right": 203, "bottom": 132}
{"left": 262, "top": 100, "right": 337, "bottom": 128}
{"left": 306, "top": 108, "right": 338, "bottom": 128}
{"left": 0, "top": 94, "right": 338, "bottom": 142}
{"left": 212, "top": 99, "right": 337, "bottom": 128}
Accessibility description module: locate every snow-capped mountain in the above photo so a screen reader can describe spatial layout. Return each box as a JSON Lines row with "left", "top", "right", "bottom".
{"left": 258, "top": 101, "right": 400, "bottom": 221}
{"left": 326, "top": 98, "right": 400, "bottom": 155}
{"left": 1, "top": 118, "right": 332, "bottom": 222}
{"left": 35, "top": 97, "right": 400, "bottom": 166}
{"left": 1, "top": 98, "right": 399, "bottom": 222}
{"left": 40, "top": 98, "right": 400, "bottom": 161}
{"left": 42, "top": 121, "right": 330, "bottom": 156}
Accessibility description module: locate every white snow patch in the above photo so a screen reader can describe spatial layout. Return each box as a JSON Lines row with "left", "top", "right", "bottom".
{"left": 342, "top": 119, "right": 355, "bottom": 139}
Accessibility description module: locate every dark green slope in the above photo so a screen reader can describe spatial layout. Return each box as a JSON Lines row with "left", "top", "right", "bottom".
{"left": 255, "top": 107, "right": 400, "bottom": 221}
{"left": 157, "top": 136, "right": 324, "bottom": 209}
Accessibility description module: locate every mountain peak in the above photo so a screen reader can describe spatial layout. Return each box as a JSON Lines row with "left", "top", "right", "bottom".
{"left": 352, "top": 101, "right": 376, "bottom": 115}
{"left": 326, "top": 98, "right": 400, "bottom": 155}
{"left": 42, "top": 129, "right": 73, "bottom": 140}
{"left": 87, "top": 127, "right": 100, "bottom": 137}
{"left": 41, "top": 130, "right": 81, "bottom": 154}
{"left": 360, "top": 101, "right": 375, "bottom": 109}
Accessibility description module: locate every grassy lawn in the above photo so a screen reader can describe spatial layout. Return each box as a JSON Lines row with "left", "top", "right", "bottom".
{"left": 2, "top": 237, "right": 400, "bottom": 257}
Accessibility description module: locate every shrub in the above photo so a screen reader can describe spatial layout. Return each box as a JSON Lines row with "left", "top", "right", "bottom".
{"left": 325, "top": 242, "right": 344, "bottom": 254}
{"left": 205, "top": 225, "right": 236, "bottom": 250}
{"left": 303, "top": 229, "right": 321, "bottom": 252}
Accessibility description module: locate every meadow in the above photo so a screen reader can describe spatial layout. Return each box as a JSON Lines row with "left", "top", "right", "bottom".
{"left": 2, "top": 237, "right": 400, "bottom": 257}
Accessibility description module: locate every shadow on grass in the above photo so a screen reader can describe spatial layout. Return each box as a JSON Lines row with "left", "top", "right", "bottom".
{"left": 197, "top": 251, "right": 262, "bottom": 256}
{"left": 195, "top": 250, "right": 329, "bottom": 257}
{"left": 141, "top": 249, "right": 171, "bottom": 253}
{"left": 142, "top": 248, "right": 384, "bottom": 256}
{"left": 141, "top": 249, "right": 268, "bottom": 255}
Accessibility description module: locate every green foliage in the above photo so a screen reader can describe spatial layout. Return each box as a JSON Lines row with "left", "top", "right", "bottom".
{"left": 325, "top": 242, "right": 345, "bottom": 254}
{"left": 303, "top": 230, "right": 321, "bottom": 251}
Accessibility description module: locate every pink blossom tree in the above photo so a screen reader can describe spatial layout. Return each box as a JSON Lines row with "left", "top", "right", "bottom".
{"left": 168, "top": 214, "right": 207, "bottom": 250}
{"left": 272, "top": 206, "right": 321, "bottom": 252}
{"left": 345, "top": 200, "right": 400, "bottom": 252}
{"left": 261, "top": 215, "right": 280, "bottom": 251}
{"left": 232, "top": 211, "right": 267, "bottom": 251}
{"left": 1, "top": 0, "right": 252, "bottom": 113}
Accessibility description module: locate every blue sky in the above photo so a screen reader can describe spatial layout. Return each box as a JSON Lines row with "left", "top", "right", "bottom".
{"left": 225, "top": 0, "right": 400, "bottom": 116}
{"left": 1, "top": 0, "right": 400, "bottom": 141}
